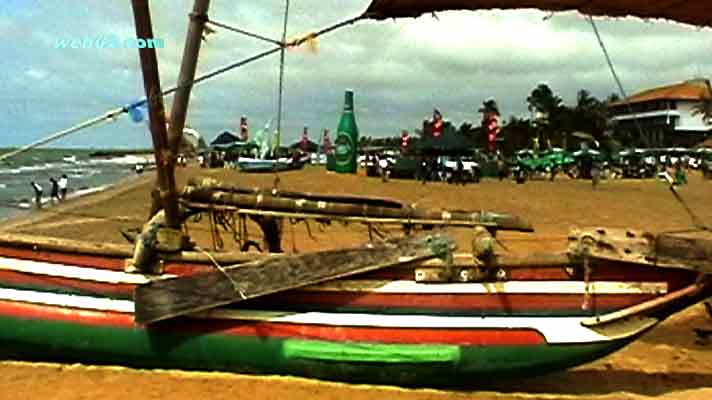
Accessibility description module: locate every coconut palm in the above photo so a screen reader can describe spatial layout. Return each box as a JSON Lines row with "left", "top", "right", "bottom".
{"left": 526, "top": 83, "right": 562, "bottom": 119}
{"left": 691, "top": 80, "right": 712, "bottom": 125}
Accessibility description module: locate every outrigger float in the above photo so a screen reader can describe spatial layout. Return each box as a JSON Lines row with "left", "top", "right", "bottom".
{"left": 0, "top": 0, "right": 710, "bottom": 387}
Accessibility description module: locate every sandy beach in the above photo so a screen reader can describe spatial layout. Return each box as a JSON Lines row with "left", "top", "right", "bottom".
{"left": 0, "top": 165, "right": 710, "bottom": 400}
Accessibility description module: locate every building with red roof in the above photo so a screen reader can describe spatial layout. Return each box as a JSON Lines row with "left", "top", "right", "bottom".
{"left": 608, "top": 79, "right": 712, "bottom": 147}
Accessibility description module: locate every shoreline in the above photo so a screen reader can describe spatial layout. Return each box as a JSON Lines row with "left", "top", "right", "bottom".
{"left": 0, "top": 171, "right": 153, "bottom": 233}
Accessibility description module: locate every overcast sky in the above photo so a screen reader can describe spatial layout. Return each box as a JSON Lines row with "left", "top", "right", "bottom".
{"left": 1, "top": 0, "right": 710, "bottom": 148}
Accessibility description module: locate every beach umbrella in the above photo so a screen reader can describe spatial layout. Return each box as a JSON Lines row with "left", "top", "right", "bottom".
{"left": 572, "top": 149, "right": 600, "bottom": 157}
{"left": 182, "top": 127, "right": 203, "bottom": 150}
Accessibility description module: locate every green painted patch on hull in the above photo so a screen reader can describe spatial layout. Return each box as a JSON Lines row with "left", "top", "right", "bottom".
{"left": 284, "top": 340, "right": 460, "bottom": 363}
{"left": 0, "top": 314, "right": 636, "bottom": 386}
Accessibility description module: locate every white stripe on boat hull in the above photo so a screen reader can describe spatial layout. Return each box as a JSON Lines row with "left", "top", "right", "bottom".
{"left": 0, "top": 256, "right": 171, "bottom": 284}
{"left": 0, "top": 288, "right": 135, "bottom": 313}
{"left": 0, "top": 288, "right": 658, "bottom": 344}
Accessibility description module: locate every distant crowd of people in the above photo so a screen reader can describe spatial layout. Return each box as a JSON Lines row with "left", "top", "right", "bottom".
{"left": 30, "top": 174, "right": 68, "bottom": 209}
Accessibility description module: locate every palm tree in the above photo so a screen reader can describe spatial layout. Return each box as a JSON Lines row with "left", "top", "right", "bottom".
{"left": 691, "top": 80, "right": 712, "bottom": 125}
{"left": 526, "top": 83, "right": 562, "bottom": 119}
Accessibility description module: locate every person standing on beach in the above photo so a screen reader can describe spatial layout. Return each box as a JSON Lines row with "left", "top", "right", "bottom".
{"left": 49, "top": 178, "right": 60, "bottom": 203}
{"left": 30, "top": 181, "right": 43, "bottom": 209}
{"left": 58, "top": 174, "right": 68, "bottom": 200}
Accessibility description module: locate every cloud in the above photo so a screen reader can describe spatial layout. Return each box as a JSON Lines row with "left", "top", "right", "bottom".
{"left": 25, "top": 68, "right": 49, "bottom": 80}
{"left": 2, "top": 1, "right": 711, "bottom": 148}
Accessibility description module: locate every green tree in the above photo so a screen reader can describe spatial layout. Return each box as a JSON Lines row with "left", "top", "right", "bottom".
{"left": 573, "top": 89, "right": 608, "bottom": 136}
{"left": 527, "top": 84, "right": 564, "bottom": 149}
{"left": 692, "top": 80, "right": 712, "bottom": 125}
{"left": 526, "top": 83, "right": 562, "bottom": 119}
{"left": 500, "top": 116, "right": 536, "bottom": 155}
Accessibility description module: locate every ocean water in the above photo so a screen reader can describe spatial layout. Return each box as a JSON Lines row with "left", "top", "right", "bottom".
{"left": 0, "top": 148, "right": 151, "bottom": 220}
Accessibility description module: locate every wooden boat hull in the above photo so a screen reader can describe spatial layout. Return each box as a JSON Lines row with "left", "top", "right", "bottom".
{"left": 0, "top": 240, "right": 708, "bottom": 386}
{"left": 236, "top": 157, "right": 308, "bottom": 173}
{"left": 0, "top": 293, "right": 646, "bottom": 386}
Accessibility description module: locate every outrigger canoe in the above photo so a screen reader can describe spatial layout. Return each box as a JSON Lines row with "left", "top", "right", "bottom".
{"left": 0, "top": 223, "right": 709, "bottom": 385}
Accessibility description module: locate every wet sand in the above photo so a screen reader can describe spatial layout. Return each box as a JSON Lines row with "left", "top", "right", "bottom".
{"left": 0, "top": 165, "right": 710, "bottom": 399}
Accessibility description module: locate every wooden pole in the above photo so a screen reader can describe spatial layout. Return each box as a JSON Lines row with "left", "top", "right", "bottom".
{"left": 182, "top": 186, "right": 534, "bottom": 232}
{"left": 188, "top": 179, "right": 405, "bottom": 209}
{"left": 130, "top": 0, "right": 180, "bottom": 228}
{"left": 158, "top": 0, "right": 211, "bottom": 228}
{"left": 275, "top": 0, "right": 290, "bottom": 151}
{"left": 168, "top": 0, "right": 211, "bottom": 181}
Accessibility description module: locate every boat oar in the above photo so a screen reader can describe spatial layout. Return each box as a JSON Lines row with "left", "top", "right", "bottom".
{"left": 133, "top": 233, "right": 455, "bottom": 324}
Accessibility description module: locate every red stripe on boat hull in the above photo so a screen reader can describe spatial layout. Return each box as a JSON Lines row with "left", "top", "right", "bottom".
{"left": 0, "top": 300, "right": 546, "bottom": 346}
{"left": 0, "top": 247, "right": 124, "bottom": 270}
{"left": 0, "top": 270, "right": 662, "bottom": 314}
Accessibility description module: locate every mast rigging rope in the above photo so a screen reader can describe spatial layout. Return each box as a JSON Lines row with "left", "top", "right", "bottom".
{"left": 276, "top": 0, "right": 291, "bottom": 155}
{"left": 0, "top": 13, "right": 363, "bottom": 163}
{"left": 587, "top": 16, "right": 645, "bottom": 140}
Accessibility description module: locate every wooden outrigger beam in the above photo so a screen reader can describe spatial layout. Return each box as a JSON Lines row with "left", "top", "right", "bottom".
{"left": 420, "top": 252, "right": 573, "bottom": 269}
{"left": 0, "top": 232, "right": 569, "bottom": 270}
{"left": 181, "top": 185, "right": 534, "bottom": 233}
{"left": 190, "top": 181, "right": 407, "bottom": 209}
{"left": 134, "top": 234, "right": 454, "bottom": 324}
{"left": 0, "top": 232, "right": 264, "bottom": 264}
{"left": 582, "top": 280, "right": 710, "bottom": 327}
{"left": 181, "top": 201, "right": 527, "bottom": 230}
{"left": 569, "top": 227, "right": 712, "bottom": 274}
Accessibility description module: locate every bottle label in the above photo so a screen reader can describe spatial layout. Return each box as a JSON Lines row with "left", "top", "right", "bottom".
{"left": 334, "top": 132, "right": 354, "bottom": 166}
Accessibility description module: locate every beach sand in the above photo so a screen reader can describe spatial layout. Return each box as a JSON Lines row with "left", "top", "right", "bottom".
{"left": 0, "top": 165, "right": 710, "bottom": 399}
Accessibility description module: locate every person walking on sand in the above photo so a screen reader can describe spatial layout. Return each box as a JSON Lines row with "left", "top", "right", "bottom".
{"left": 49, "top": 178, "right": 60, "bottom": 203}
{"left": 58, "top": 174, "right": 68, "bottom": 200}
{"left": 591, "top": 160, "right": 601, "bottom": 189}
{"left": 30, "top": 181, "right": 43, "bottom": 209}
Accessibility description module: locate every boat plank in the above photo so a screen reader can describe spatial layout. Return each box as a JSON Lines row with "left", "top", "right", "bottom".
{"left": 134, "top": 234, "right": 452, "bottom": 324}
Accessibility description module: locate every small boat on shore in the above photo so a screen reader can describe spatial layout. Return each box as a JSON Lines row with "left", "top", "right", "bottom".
{"left": 236, "top": 155, "right": 309, "bottom": 173}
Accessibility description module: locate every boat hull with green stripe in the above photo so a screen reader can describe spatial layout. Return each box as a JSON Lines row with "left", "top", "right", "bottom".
{"left": 0, "top": 295, "right": 644, "bottom": 386}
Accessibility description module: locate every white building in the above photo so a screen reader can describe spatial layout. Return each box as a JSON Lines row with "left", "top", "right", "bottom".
{"left": 608, "top": 79, "right": 712, "bottom": 147}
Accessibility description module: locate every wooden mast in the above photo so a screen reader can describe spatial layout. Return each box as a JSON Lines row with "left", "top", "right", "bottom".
{"left": 166, "top": 0, "right": 212, "bottom": 229}
{"left": 129, "top": 0, "right": 180, "bottom": 228}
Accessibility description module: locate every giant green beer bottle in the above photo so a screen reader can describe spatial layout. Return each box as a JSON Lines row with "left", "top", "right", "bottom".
{"left": 333, "top": 89, "right": 359, "bottom": 173}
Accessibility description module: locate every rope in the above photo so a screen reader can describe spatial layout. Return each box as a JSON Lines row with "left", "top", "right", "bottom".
{"left": 285, "top": 15, "right": 363, "bottom": 47}
{"left": 206, "top": 19, "right": 282, "bottom": 46}
{"left": 666, "top": 185, "right": 710, "bottom": 231}
{"left": 587, "top": 16, "right": 645, "bottom": 140}
{"left": 0, "top": 14, "right": 363, "bottom": 163}
{"left": 194, "top": 245, "right": 246, "bottom": 299}
{"left": 0, "top": 47, "right": 281, "bottom": 163}
{"left": 0, "top": 107, "right": 125, "bottom": 163}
